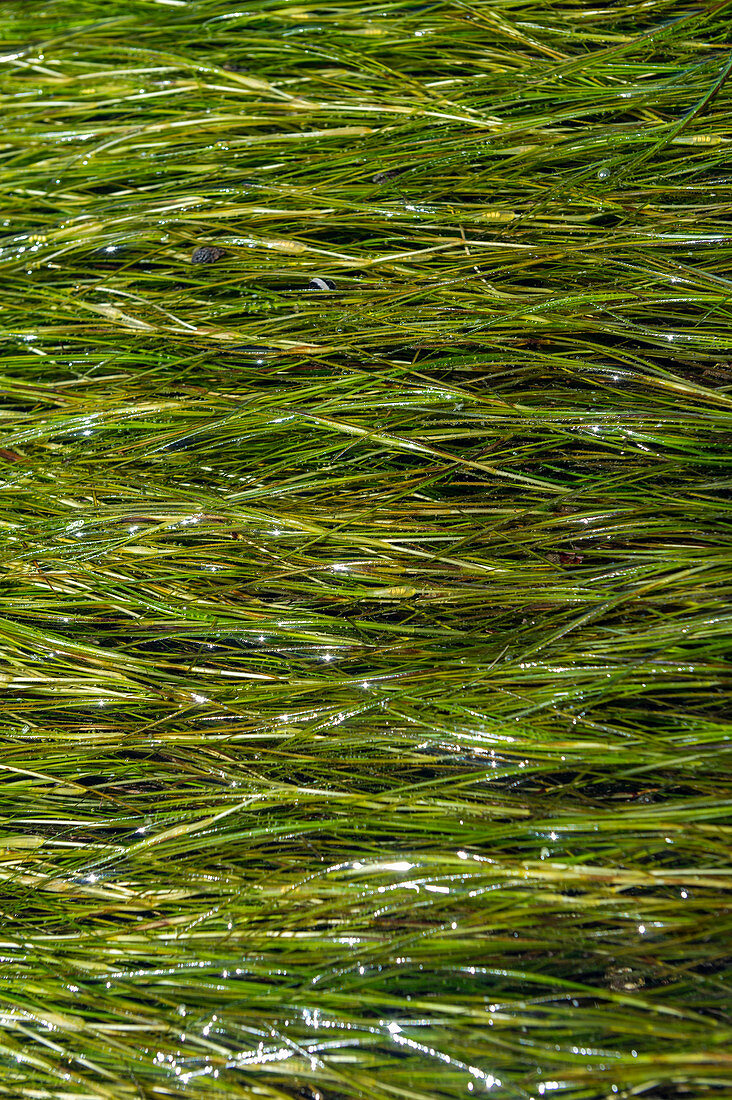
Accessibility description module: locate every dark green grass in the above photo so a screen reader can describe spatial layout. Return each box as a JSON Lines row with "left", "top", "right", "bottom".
{"left": 1, "top": 1, "right": 731, "bottom": 1097}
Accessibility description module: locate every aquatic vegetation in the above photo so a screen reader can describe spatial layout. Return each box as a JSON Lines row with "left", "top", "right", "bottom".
{"left": 0, "top": 1, "right": 730, "bottom": 1097}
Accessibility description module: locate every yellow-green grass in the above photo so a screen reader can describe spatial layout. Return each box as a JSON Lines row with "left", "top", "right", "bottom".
{"left": 0, "top": 2, "right": 730, "bottom": 1097}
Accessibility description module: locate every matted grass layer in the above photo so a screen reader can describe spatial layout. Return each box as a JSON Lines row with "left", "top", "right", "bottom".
{"left": 1, "top": 1, "right": 731, "bottom": 1098}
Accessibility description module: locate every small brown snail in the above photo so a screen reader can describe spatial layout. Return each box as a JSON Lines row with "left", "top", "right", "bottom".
{"left": 191, "top": 245, "right": 227, "bottom": 264}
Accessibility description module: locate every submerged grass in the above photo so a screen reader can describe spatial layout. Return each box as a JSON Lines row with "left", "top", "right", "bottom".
{"left": 1, "top": 0, "right": 731, "bottom": 1097}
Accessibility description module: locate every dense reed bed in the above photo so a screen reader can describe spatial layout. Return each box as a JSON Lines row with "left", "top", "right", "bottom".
{"left": 1, "top": 1, "right": 731, "bottom": 1097}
